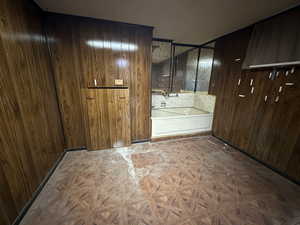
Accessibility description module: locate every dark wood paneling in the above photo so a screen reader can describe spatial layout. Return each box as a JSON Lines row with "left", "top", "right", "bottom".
{"left": 243, "top": 7, "right": 300, "bottom": 68}
{"left": 45, "top": 14, "right": 152, "bottom": 147}
{"left": 212, "top": 24, "right": 300, "bottom": 182}
{"left": 129, "top": 27, "right": 152, "bottom": 141}
{"left": 247, "top": 68, "right": 300, "bottom": 181}
{"left": 45, "top": 16, "right": 86, "bottom": 149}
{"left": 83, "top": 89, "right": 131, "bottom": 150}
{"left": 0, "top": 0, "right": 64, "bottom": 224}
{"left": 212, "top": 28, "right": 252, "bottom": 142}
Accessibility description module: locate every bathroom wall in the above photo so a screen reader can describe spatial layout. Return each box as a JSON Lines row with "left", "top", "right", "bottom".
{"left": 152, "top": 58, "right": 171, "bottom": 91}
{"left": 0, "top": 0, "right": 65, "bottom": 224}
{"left": 173, "top": 49, "right": 198, "bottom": 92}
{"left": 152, "top": 93, "right": 194, "bottom": 108}
{"left": 196, "top": 48, "right": 214, "bottom": 91}
{"left": 194, "top": 92, "right": 216, "bottom": 113}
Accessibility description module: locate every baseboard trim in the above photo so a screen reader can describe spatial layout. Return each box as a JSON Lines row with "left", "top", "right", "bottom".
{"left": 65, "top": 146, "right": 86, "bottom": 152}
{"left": 212, "top": 134, "right": 300, "bottom": 186}
{"left": 132, "top": 139, "right": 150, "bottom": 144}
{"left": 10, "top": 146, "right": 82, "bottom": 225}
{"left": 12, "top": 146, "right": 87, "bottom": 225}
{"left": 151, "top": 131, "right": 212, "bottom": 142}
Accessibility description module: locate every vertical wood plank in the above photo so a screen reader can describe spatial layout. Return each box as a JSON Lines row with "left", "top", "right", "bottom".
{"left": 0, "top": 0, "right": 64, "bottom": 224}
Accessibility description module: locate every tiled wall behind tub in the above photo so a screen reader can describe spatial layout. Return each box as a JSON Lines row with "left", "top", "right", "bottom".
{"left": 152, "top": 93, "right": 194, "bottom": 108}
{"left": 193, "top": 92, "right": 216, "bottom": 113}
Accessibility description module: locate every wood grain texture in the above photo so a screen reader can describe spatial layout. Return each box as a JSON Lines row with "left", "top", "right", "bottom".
{"left": 212, "top": 28, "right": 252, "bottom": 142}
{"left": 247, "top": 68, "right": 300, "bottom": 181}
{"left": 45, "top": 16, "right": 86, "bottom": 149}
{"left": 243, "top": 7, "right": 300, "bottom": 68}
{"left": 83, "top": 88, "right": 131, "bottom": 150}
{"left": 212, "top": 25, "right": 300, "bottom": 182}
{"left": 0, "top": 0, "right": 64, "bottom": 224}
{"left": 108, "top": 89, "right": 131, "bottom": 148}
{"left": 82, "top": 89, "right": 111, "bottom": 150}
{"left": 45, "top": 14, "right": 152, "bottom": 147}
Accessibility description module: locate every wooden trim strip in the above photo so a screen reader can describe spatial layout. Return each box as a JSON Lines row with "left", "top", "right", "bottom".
{"left": 87, "top": 86, "right": 129, "bottom": 89}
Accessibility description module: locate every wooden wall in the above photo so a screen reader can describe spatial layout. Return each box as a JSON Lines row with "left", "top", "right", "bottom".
{"left": 0, "top": 0, "right": 65, "bottom": 224}
{"left": 211, "top": 28, "right": 253, "bottom": 141}
{"left": 45, "top": 14, "right": 153, "bottom": 148}
{"left": 211, "top": 25, "right": 300, "bottom": 182}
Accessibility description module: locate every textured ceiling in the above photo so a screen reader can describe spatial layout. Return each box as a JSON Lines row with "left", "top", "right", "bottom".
{"left": 34, "top": 0, "right": 300, "bottom": 45}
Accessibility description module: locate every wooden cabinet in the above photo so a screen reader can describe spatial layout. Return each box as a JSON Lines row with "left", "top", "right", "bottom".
{"left": 243, "top": 7, "right": 300, "bottom": 68}
{"left": 247, "top": 68, "right": 300, "bottom": 180}
{"left": 213, "top": 65, "right": 300, "bottom": 182}
{"left": 83, "top": 88, "right": 131, "bottom": 150}
{"left": 212, "top": 22, "right": 300, "bottom": 182}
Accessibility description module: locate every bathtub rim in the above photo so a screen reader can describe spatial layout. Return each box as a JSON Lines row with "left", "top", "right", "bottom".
{"left": 151, "top": 112, "right": 213, "bottom": 120}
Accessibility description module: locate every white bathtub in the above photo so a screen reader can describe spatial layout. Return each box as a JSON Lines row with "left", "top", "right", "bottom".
{"left": 151, "top": 107, "right": 213, "bottom": 138}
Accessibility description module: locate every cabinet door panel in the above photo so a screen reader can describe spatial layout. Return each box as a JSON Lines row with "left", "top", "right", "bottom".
{"left": 84, "top": 89, "right": 111, "bottom": 150}
{"left": 243, "top": 7, "right": 300, "bottom": 68}
{"left": 266, "top": 68, "right": 300, "bottom": 173}
{"left": 83, "top": 89, "right": 131, "bottom": 150}
{"left": 247, "top": 68, "right": 300, "bottom": 178}
{"left": 107, "top": 89, "right": 131, "bottom": 148}
{"left": 247, "top": 70, "right": 275, "bottom": 159}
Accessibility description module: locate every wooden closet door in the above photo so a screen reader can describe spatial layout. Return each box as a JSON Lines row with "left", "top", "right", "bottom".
{"left": 246, "top": 70, "right": 275, "bottom": 159}
{"left": 262, "top": 68, "right": 300, "bottom": 175}
{"left": 107, "top": 89, "right": 131, "bottom": 148}
{"left": 247, "top": 68, "right": 300, "bottom": 174}
{"left": 84, "top": 89, "right": 111, "bottom": 150}
{"left": 83, "top": 88, "right": 131, "bottom": 150}
{"left": 229, "top": 70, "right": 255, "bottom": 150}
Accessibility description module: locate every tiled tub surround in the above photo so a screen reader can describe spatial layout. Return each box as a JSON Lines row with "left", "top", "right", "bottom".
{"left": 152, "top": 92, "right": 215, "bottom": 112}
{"left": 20, "top": 136, "right": 300, "bottom": 225}
{"left": 194, "top": 92, "right": 216, "bottom": 113}
{"left": 152, "top": 93, "right": 195, "bottom": 108}
{"left": 151, "top": 92, "right": 216, "bottom": 137}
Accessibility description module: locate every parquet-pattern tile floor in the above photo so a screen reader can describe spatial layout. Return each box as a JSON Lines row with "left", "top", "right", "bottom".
{"left": 20, "top": 136, "right": 300, "bottom": 225}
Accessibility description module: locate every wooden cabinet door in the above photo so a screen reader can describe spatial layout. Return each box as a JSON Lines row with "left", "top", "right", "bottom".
{"left": 83, "top": 88, "right": 131, "bottom": 150}
{"left": 107, "top": 89, "right": 131, "bottom": 148}
{"left": 243, "top": 7, "right": 300, "bottom": 68}
{"left": 84, "top": 89, "right": 111, "bottom": 150}
{"left": 244, "top": 70, "right": 275, "bottom": 160}
{"left": 247, "top": 67, "right": 300, "bottom": 180}
{"left": 259, "top": 68, "right": 300, "bottom": 174}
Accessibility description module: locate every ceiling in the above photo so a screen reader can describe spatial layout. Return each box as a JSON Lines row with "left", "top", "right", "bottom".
{"left": 34, "top": 0, "right": 300, "bottom": 45}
